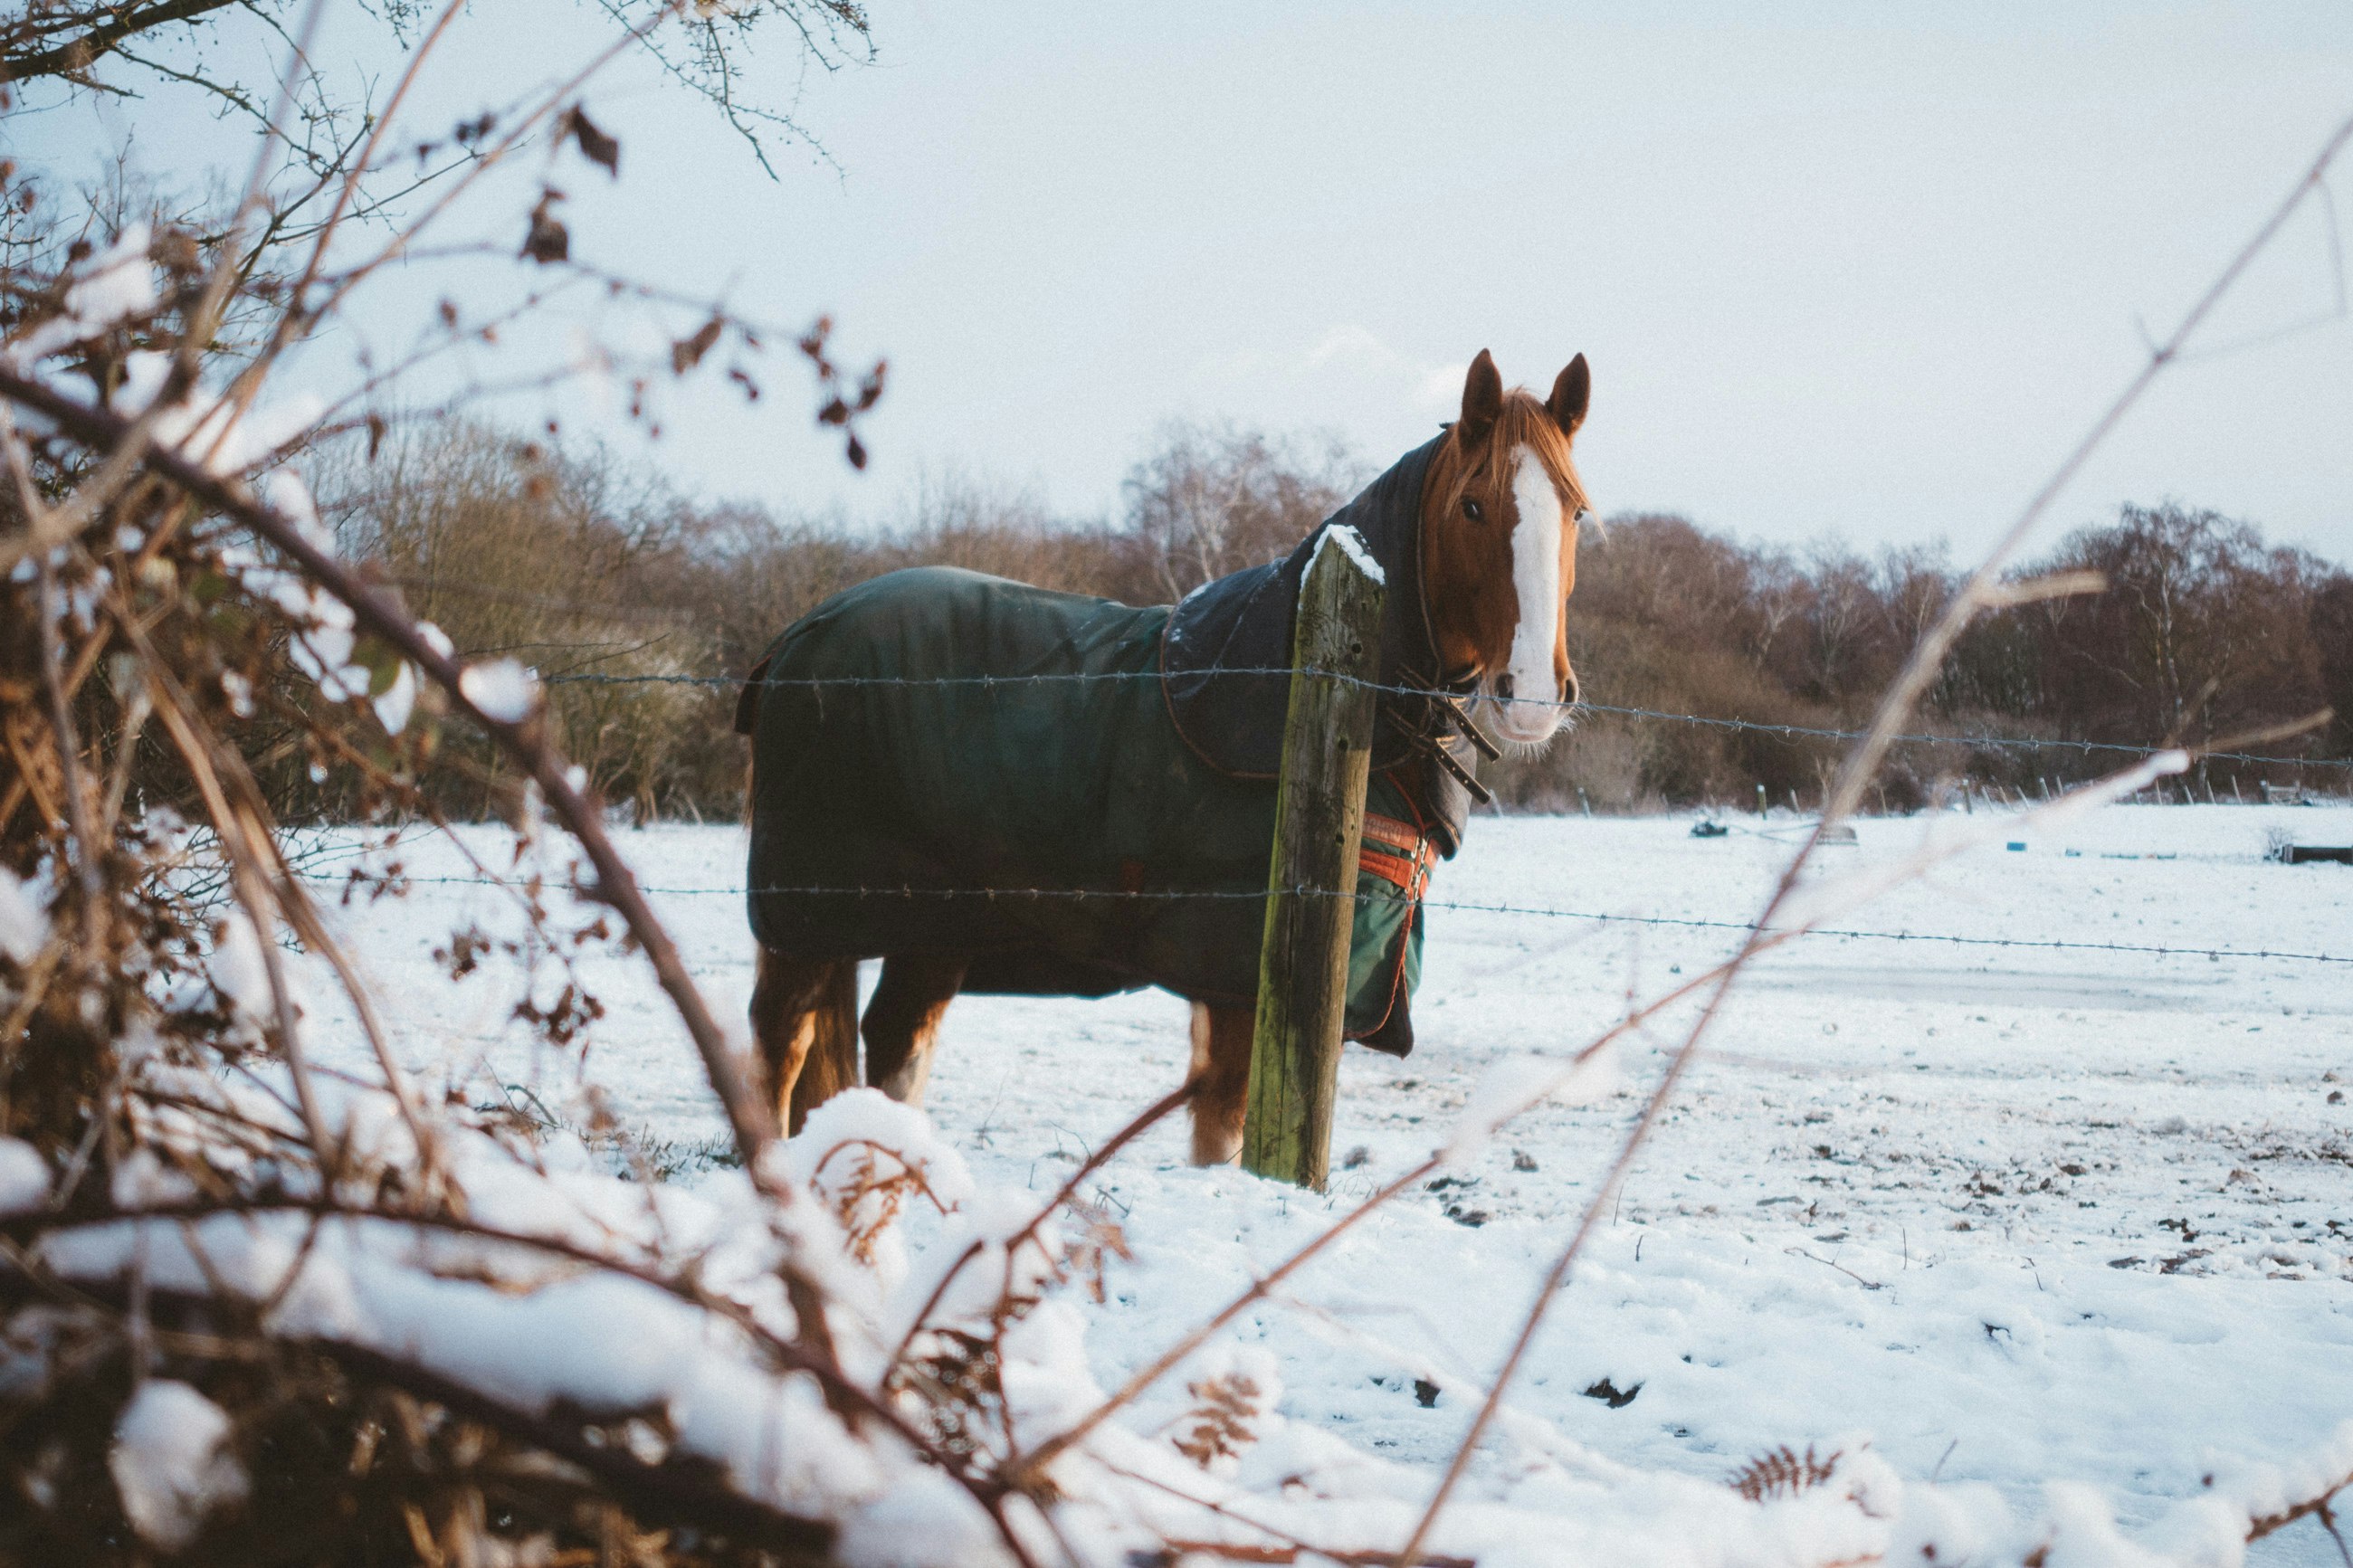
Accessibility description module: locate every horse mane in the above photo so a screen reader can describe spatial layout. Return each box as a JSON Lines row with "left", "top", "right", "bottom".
{"left": 1434, "top": 390, "right": 1590, "bottom": 518}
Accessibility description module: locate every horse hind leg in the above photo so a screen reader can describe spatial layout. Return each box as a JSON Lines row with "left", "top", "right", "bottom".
{"left": 749, "top": 949, "right": 862, "bottom": 1136}
{"left": 791, "top": 962, "right": 861, "bottom": 1134}
{"left": 862, "top": 955, "right": 967, "bottom": 1104}
{"left": 1187, "top": 1002, "right": 1254, "bottom": 1166}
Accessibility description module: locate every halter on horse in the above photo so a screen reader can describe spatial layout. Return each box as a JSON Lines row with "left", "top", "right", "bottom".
{"left": 738, "top": 350, "right": 1593, "bottom": 1162}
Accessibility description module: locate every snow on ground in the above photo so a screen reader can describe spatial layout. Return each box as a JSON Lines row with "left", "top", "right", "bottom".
{"left": 297, "top": 801, "right": 2353, "bottom": 1561}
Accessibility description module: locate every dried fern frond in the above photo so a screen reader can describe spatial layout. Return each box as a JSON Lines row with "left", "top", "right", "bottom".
{"left": 1172, "top": 1372, "right": 1266, "bottom": 1470}
{"left": 808, "top": 1136, "right": 952, "bottom": 1264}
{"left": 1061, "top": 1198, "right": 1134, "bottom": 1306}
{"left": 899, "top": 1327, "right": 1005, "bottom": 1470}
{"left": 1729, "top": 1444, "right": 1842, "bottom": 1502}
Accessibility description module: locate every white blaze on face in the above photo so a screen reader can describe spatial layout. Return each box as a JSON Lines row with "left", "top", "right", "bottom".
{"left": 1497, "top": 444, "right": 1565, "bottom": 745}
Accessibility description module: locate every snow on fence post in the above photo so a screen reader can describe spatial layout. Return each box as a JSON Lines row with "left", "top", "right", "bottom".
{"left": 1243, "top": 527, "right": 1386, "bottom": 1191}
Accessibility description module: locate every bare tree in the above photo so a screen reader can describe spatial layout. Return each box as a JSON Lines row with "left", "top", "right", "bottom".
{"left": 1119, "top": 420, "right": 1364, "bottom": 602}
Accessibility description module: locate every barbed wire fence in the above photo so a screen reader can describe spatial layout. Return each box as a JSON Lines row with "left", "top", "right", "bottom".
{"left": 289, "top": 656, "right": 2353, "bottom": 967}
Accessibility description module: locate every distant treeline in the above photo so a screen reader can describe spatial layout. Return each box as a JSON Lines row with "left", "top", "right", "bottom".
{"left": 298, "top": 423, "right": 2352, "bottom": 821}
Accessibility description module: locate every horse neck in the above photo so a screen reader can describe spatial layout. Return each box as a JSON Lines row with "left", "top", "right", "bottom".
{"left": 1404, "top": 443, "right": 1472, "bottom": 695}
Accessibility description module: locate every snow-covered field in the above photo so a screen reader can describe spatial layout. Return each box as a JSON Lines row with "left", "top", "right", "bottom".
{"left": 304, "top": 801, "right": 2353, "bottom": 1562}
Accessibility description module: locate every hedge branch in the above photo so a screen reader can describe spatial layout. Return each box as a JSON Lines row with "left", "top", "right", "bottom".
{"left": 2, "top": 1195, "right": 1044, "bottom": 1568}
{"left": 0, "top": 1253, "right": 841, "bottom": 1558}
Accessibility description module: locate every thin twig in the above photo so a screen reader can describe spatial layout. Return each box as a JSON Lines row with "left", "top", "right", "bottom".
{"left": 30, "top": 560, "right": 106, "bottom": 952}
{"left": 0, "top": 0, "right": 331, "bottom": 572}
{"left": 1387, "top": 102, "right": 2353, "bottom": 1568}
{"left": 291, "top": 2, "right": 692, "bottom": 336}
{"left": 204, "top": 0, "right": 470, "bottom": 449}
{"left": 132, "top": 640, "right": 337, "bottom": 1167}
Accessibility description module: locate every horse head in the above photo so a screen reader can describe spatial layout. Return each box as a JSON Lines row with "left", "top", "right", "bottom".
{"left": 1420, "top": 349, "right": 1593, "bottom": 750}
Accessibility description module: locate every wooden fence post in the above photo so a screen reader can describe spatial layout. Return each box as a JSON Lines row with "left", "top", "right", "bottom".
{"left": 1243, "top": 527, "right": 1386, "bottom": 1191}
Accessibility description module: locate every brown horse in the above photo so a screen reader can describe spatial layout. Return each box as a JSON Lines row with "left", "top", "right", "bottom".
{"left": 747, "top": 349, "right": 1595, "bottom": 1162}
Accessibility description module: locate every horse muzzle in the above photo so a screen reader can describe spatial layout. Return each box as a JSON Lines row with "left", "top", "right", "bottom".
{"left": 1484, "top": 670, "right": 1572, "bottom": 746}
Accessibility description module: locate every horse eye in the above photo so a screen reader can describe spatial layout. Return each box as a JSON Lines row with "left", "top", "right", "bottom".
{"left": 1461, "top": 498, "right": 1483, "bottom": 522}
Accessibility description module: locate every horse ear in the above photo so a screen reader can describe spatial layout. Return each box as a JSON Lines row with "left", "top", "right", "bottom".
{"left": 1548, "top": 354, "right": 1590, "bottom": 437}
{"left": 1459, "top": 349, "right": 1503, "bottom": 448}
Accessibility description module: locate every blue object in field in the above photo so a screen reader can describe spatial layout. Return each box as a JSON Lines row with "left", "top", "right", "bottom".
{"left": 2006, "top": 841, "right": 2026, "bottom": 851}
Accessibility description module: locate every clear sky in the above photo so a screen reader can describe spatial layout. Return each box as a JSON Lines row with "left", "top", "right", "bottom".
{"left": 25, "top": 1, "right": 2353, "bottom": 561}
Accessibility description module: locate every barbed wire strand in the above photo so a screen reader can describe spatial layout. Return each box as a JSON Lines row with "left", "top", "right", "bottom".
{"left": 298, "top": 870, "right": 2353, "bottom": 965}
{"left": 537, "top": 667, "right": 2353, "bottom": 774}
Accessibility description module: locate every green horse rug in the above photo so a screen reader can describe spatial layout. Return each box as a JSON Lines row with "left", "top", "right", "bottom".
{"left": 739, "top": 434, "right": 1477, "bottom": 1054}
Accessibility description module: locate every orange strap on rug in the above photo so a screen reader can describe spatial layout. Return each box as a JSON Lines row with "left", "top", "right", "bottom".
{"left": 1357, "top": 812, "right": 1431, "bottom": 898}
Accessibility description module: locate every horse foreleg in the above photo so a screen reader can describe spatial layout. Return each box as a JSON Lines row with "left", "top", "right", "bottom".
{"left": 862, "top": 955, "right": 967, "bottom": 1104}
{"left": 1187, "top": 1002, "right": 1255, "bottom": 1166}
{"left": 750, "top": 950, "right": 862, "bottom": 1136}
